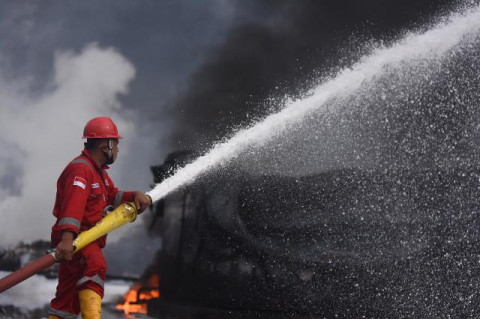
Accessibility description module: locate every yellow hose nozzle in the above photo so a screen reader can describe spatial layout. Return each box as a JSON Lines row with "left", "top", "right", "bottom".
{"left": 73, "top": 202, "right": 138, "bottom": 253}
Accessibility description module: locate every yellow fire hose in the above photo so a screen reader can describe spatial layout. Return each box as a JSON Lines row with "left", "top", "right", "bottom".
{"left": 73, "top": 202, "right": 138, "bottom": 252}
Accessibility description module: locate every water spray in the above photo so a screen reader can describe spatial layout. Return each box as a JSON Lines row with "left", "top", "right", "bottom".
{"left": 146, "top": 4, "right": 480, "bottom": 203}
{"left": 1, "top": 2, "right": 480, "bottom": 294}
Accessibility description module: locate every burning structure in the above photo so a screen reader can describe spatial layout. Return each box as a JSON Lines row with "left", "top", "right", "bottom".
{"left": 116, "top": 2, "right": 480, "bottom": 317}
{"left": 116, "top": 273, "right": 160, "bottom": 316}
{"left": 132, "top": 150, "right": 480, "bottom": 318}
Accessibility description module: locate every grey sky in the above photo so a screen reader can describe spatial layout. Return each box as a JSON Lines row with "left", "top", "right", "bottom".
{"left": 0, "top": 0, "right": 248, "bottom": 123}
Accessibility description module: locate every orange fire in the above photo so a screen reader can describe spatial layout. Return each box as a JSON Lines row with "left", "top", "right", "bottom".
{"left": 116, "top": 274, "right": 160, "bottom": 316}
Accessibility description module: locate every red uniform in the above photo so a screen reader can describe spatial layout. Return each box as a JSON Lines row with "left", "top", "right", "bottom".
{"left": 48, "top": 149, "right": 134, "bottom": 318}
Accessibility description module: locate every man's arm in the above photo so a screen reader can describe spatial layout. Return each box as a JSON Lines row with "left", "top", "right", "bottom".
{"left": 105, "top": 174, "right": 151, "bottom": 213}
{"left": 56, "top": 231, "right": 75, "bottom": 261}
{"left": 132, "top": 191, "right": 152, "bottom": 214}
{"left": 55, "top": 166, "right": 91, "bottom": 261}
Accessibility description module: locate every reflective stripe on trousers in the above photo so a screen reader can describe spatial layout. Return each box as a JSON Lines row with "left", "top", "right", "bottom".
{"left": 77, "top": 274, "right": 104, "bottom": 289}
{"left": 48, "top": 306, "right": 78, "bottom": 319}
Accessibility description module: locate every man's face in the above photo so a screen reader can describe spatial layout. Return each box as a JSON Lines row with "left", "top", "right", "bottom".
{"left": 111, "top": 139, "right": 119, "bottom": 163}
{"left": 101, "top": 139, "right": 119, "bottom": 164}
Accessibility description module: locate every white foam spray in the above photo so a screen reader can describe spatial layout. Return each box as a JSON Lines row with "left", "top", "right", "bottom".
{"left": 147, "top": 4, "right": 480, "bottom": 203}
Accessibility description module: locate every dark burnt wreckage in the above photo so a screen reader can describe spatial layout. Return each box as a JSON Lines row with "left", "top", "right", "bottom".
{"left": 143, "top": 151, "right": 480, "bottom": 318}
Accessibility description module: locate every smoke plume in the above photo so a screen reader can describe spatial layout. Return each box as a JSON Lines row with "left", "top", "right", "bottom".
{"left": 0, "top": 44, "right": 136, "bottom": 245}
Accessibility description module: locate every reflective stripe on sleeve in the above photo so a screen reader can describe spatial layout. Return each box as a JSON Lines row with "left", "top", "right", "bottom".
{"left": 77, "top": 274, "right": 104, "bottom": 289}
{"left": 58, "top": 217, "right": 80, "bottom": 229}
{"left": 113, "top": 191, "right": 124, "bottom": 207}
{"left": 48, "top": 306, "right": 79, "bottom": 319}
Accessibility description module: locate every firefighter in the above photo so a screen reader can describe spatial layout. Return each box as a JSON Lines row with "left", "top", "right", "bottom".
{"left": 47, "top": 117, "right": 151, "bottom": 319}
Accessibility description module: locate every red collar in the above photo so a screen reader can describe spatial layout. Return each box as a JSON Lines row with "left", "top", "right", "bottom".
{"left": 81, "top": 148, "right": 110, "bottom": 170}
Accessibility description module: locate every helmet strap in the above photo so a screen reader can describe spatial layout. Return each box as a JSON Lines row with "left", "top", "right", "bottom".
{"left": 105, "top": 139, "right": 115, "bottom": 165}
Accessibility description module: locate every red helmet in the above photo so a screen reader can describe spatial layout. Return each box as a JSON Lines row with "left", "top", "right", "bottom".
{"left": 82, "top": 117, "right": 122, "bottom": 139}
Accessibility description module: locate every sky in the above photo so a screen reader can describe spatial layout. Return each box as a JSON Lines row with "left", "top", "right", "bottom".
{"left": 0, "top": 0, "right": 467, "bottom": 246}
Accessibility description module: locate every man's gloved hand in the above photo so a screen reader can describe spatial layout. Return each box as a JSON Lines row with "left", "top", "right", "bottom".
{"left": 55, "top": 231, "right": 75, "bottom": 261}
{"left": 133, "top": 192, "right": 152, "bottom": 214}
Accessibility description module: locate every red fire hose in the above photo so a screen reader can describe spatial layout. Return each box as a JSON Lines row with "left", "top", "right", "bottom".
{"left": 0, "top": 202, "right": 139, "bottom": 293}
{"left": 0, "top": 253, "right": 56, "bottom": 293}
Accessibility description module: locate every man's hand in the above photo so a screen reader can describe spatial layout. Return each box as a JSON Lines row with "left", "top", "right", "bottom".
{"left": 133, "top": 192, "right": 152, "bottom": 214}
{"left": 55, "top": 231, "right": 75, "bottom": 261}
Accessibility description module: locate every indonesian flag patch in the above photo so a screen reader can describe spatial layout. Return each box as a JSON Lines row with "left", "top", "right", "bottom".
{"left": 73, "top": 176, "right": 87, "bottom": 189}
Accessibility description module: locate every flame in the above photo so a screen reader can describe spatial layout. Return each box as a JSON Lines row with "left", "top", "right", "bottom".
{"left": 116, "top": 274, "right": 160, "bottom": 316}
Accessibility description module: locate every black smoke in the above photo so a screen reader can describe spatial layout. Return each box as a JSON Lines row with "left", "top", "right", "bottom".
{"left": 170, "top": 0, "right": 461, "bottom": 149}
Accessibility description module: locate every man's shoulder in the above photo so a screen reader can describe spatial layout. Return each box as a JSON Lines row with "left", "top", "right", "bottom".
{"left": 62, "top": 156, "right": 94, "bottom": 178}
{"left": 69, "top": 156, "right": 94, "bottom": 170}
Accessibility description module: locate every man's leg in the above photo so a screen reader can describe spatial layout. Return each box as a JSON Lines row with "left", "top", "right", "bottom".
{"left": 77, "top": 242, "right": 107, "bottom": 319}
{"left": 79, "top": 289, "right": 102, "bottom": 319}
{"left": 48, "top": 256, "right": 83, "bottom": 319}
